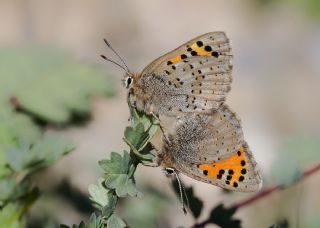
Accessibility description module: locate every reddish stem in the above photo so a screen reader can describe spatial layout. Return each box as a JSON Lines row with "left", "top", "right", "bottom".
{"left": 231, "top": 164, "right": 320, "bottom": 209}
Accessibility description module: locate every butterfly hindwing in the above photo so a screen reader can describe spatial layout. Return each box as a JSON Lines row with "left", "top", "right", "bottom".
{"left": 196, "top": 142, "right": 262, "bottom": 192}
{"left": 139, "top": 32, "right": 232, "bottom": 115}
{"left": 161, "top": 105, "right": 261, "bottom": 192}
{"left": 168, "top": 104, "right": 244, "bottom": 163}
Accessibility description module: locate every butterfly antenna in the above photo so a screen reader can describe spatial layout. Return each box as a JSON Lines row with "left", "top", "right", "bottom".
{"left": 103, "top": 38, "right": 130, "bottom": 72}
{"left": 174, "top": 171, "right": 188, "bottom": 215}
{"left": 100, "top": 54, "right": 128, "bottom": 73}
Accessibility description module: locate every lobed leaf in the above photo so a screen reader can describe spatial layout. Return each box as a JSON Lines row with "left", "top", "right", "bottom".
{"left": 207, "top": 204, "right": 241, "bottom": 228}
{"left": 0, "top": 46, "right": 115, "bottom": 125}
{"left": 106, "top": 214, "right": 126, "bottom": 228}
{"left": 6, "top": 134, "right": 75, "bottom": 174}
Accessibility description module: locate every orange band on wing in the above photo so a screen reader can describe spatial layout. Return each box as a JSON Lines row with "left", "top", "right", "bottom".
{"left": 189, "top": 43, "right": 213, "bottom": 56}
{"left": 166, "top": 41, "right": 218, "bottom": 65}
{"left": 198, "top": 146, "right": 248, "bottom": 187}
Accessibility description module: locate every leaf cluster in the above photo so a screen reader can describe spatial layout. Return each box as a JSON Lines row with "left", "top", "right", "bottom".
{"left": 172, "top": 180, "right": 241, "bottom": 228}
{"left": 0, "top": 46, "right": 115, "bottom": 126}
{"left": 0, "top": 46, "right": 115, "bottom": 227}
{"left": 66, "top": 108, "right": 158, "bottom": 227}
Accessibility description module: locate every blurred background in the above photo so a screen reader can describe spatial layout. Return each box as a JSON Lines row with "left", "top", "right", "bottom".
{"left": 1, "top": 0, "right": 320, "bottom": 227}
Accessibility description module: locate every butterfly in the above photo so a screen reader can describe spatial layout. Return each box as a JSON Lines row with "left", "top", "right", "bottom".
{"left": 159, "top": 104, "right": 262, "bottom": 192}
{"left": 102, "top": 32, "right": 232, "bottom": 117}
{"left": 101, "top": 32, "right": 261, "bottom": 193}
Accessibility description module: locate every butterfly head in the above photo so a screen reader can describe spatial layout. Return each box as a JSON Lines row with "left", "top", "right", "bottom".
{"left": 122, "top": 73, "right": 133, "bottom": 89}
{"left": 122, "top": 72, "right": 141, "bottom": 89}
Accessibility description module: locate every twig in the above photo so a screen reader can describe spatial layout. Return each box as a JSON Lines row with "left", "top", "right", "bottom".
{"left": 231, "top": 163, "right": 320, "bottom": 209}
{"left": 191, "top": 164, "right": 320, "bottom": 228}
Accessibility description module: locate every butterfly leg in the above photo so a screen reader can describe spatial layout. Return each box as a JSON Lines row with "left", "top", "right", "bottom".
{"left": 163, "top": 168, "right": 189, "bottom": 215}
{"left": 150, "top": 111, "right": 171, "bottom": 144}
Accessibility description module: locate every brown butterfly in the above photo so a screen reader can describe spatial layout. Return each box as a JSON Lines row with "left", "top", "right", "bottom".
{"left": 101, "top": 32, "right": 261, "bottom": 194}
{"left": 102, "top": 32, "right": 232, "bottom": 117}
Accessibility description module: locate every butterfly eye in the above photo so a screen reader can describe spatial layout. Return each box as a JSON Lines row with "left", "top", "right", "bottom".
{"left": 125, "top": 76, "right": 133, "bottom": 88}
{"left": 164, "top": 167, "right": 175, "bottom": 176}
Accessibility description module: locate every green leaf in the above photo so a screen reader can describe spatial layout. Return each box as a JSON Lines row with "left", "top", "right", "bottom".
{"left": 104, "top": 174, "right": 141, "bottom": 197}
{"left": 125, "top": 107, "right": 158, "bottom": 150}
{"left": 99, "top": 151, "right": 141, "bottom": 197}
{"left": 6, "top": 133, "right": 75, "bottom": 173}
{"left": 0, "top": 179, "right": 31, "bottom": 207}
{"left": 124, "top": 123, "right": 146, "bottom": 151}
{"left": 0, "top": 109, "right": 41, "bottom": 177}
{"left": 0, "top": 203, "right": 25, "bottom": 228}
{"left": 101, "top": 193, "right": 118, "bottom": 219}
{"left": 107, "top": 214, "right": 126, "bottom": 228}
{"left": 62, "top": 214, "right": 105, "bottom": 228}
{"left": 123, "top": 109, "right": 158, "bottom": 164}
{"left": 207, "top": 204, "right": 241, "bottom": 228}
{"left": 88, "top": 179, "right": 111, "bottom": 209}
{"left": 122, "top": 138, "right": 155, "bottom": 163}
{"left": 0, "top": 188, "right": 39, "bottom": 228}
{"left": 88, "top": 179, "right": 119, "bottom": 218}
{"left": 99, "top": 151, "right": 131, "bottom": 175}
{"left": 86, "top": 213, "right": 105, "bottom": 228}
{"left": 0, "top": 46, "right": 115, "bottom": 125}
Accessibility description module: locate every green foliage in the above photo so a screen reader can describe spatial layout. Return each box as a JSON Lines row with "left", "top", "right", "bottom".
{"left": 0, "top": 46, "right": 115, "bottom": 125}
{"left": 106, "top": 215, "right": 126, "bottom": 228}
{"left": 61, "top": 213, "right": 106, "bottom": 228}
{"left": 0, "top": 45, "right": 115, "bottom": 227}
{"left": 122, "top": 186, "right": 169, "bottom": 228}
{"left": 0, "top": 109, "right": 41, "bottom": 177}
{"left": 271, "top": 134, "right": 320, "bottom": 186}
{"left": 80, "top": 108, "right": 158, "bottom": 227}
{"left": 6, "top": 134, "right": 74, "bottom": 174}
{"left": 253, "top": 0, "right": 320, "bottom": 18}
{"left": 123, "top": 108, "right": 158, "bottom": 164}
{"left": 0, "top": 186, "right": 40, "bottom": 227}
{"left": 100, "top": 151, "right": 141, "bottom": 197}
{"left": 0, "top": 134, "right": 73, "bottom": 228}
{"left": 77, "top": 96, "right": 245, "bottom": 227}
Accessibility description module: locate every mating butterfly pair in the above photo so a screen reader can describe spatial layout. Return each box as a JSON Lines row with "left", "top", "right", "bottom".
{"left": 102, "top": 32, "right": 262, "bottom": 192}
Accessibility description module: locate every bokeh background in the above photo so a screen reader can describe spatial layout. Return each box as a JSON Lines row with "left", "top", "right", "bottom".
{"left": 1, "top": 0, "right": 320, "bottom": 227}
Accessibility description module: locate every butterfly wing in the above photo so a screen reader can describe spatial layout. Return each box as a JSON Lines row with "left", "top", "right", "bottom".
{"left": 162, "top": 105, "right": 262, "bottom": 192}
{"left": 138, "top": 32, "right": 232, "bottom": 115}
{"left": 195, "top": 142, "right": 262, "bottom": 192}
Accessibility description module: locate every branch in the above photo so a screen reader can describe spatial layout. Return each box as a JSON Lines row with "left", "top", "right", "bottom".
{"left": 231, "top": 163, "right": 320, "bottom": 209}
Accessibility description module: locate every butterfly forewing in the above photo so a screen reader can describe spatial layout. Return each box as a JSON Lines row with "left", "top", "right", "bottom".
{"left": 142, "top": 32, "right": 231, "bottom": 74}
{"left": 136, "top": 32, "right": 232, "bottom": 116}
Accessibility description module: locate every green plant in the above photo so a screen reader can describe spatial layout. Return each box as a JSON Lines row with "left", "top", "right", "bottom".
{"left": 0, "top": 46, "right": 115, "bottom": 227}
{"left": 65, "top": 103, "right": 159, "bottom": 227}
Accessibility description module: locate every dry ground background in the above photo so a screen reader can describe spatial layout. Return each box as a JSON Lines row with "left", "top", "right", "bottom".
{"left": 1, "top": 0, "right": 320, "bottom": 227}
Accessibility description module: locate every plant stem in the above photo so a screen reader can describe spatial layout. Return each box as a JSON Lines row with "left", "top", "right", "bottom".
{"left": 231, "top": 163, "right": 320, "bottom": 209}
